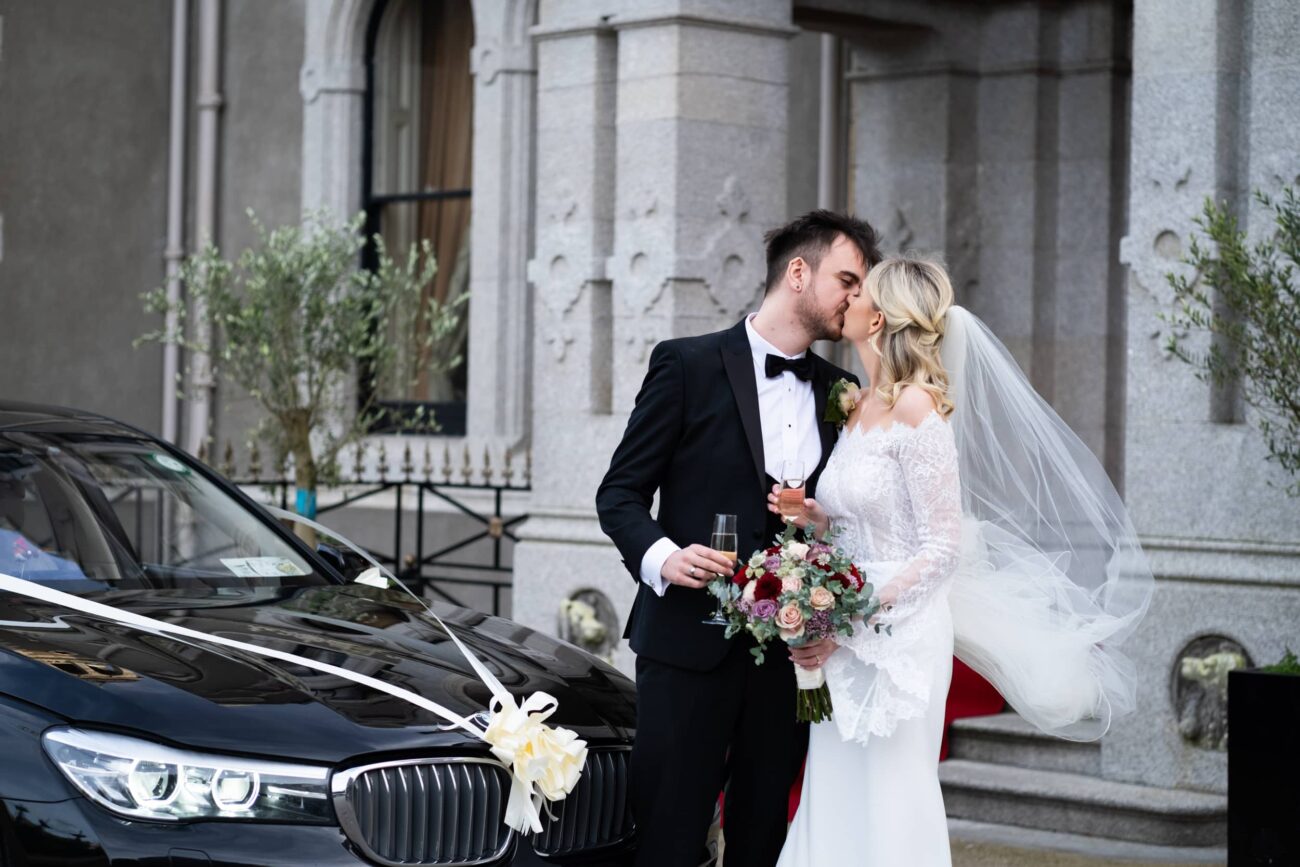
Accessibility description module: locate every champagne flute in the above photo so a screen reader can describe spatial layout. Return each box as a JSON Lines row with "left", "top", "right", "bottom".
{"left": 702, "top": 514, "right": 737, "bottom": 626}
{"left": 779, "top": 460, "right": 806, "bottom": 523}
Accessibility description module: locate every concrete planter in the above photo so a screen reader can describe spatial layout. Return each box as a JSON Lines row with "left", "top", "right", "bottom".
{"left": 1228, "top": 668, "right": 1300, "bottom": 865}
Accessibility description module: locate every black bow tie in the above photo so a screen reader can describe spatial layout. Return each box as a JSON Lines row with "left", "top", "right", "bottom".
{"left": 765, "top": 353, "right": 813, "bottom": 382}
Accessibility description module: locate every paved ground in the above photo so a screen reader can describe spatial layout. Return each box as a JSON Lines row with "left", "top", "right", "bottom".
{"left": 705, "top": 819, "right": 1228, "bottom": 866}
{"left": 951, "top": 839, "right": 1220, "bottom": 867}
{"left": 948, "top": 820, "right": 1226, "bottom": 867}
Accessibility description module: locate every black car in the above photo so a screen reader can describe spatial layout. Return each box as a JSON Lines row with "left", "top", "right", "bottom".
{"left": 0, "top": 403, "right": 637, "bottom": 866}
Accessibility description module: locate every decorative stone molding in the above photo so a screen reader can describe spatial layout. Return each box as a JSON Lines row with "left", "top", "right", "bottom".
{"left": 623, "top": 333, "right": 659, "bottom": 366}
{"left": 1260, "top": 154, "right": 1300, "bottom": 191}
{"left": 679, "top": 175, "right": 765, "bottom": 320}
{"left": 470, "top": 37, "right": 535, "bottom": 86}
{"left": 1172, "top": 636, "right": 1250, "bottom": 752}
{"left": 610, "top": 250, "right": 668, "bottom": 316}
{"left": 1119, "top": 225, "right": 1194, "bottom": 304}
{"left": 299, "top": 60, "right": 365, "bottom": 103}
{"left": 610, "top": 12, "right": 797, "bottom": 39}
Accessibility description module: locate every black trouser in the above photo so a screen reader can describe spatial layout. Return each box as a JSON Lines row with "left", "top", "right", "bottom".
{"left": 631, "top": 639, "right": 808, "bottom": 867}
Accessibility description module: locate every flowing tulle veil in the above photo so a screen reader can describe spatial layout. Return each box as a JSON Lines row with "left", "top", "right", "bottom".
{"left": 940, "top": 306, "right": 1152, "bottom": 739}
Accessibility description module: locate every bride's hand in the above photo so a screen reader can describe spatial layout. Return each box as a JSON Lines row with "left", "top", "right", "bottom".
{"left": 867, "top": 583, "right": 900, "bottom": 626}
{"left": 767, "top": 484, "right": 830, "bottom": 538}
{"left": 790, "top": 637, "right": 838, "bottom": 670}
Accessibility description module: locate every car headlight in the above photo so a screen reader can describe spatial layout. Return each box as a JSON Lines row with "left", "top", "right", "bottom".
{"left": 42, "top": 727, "right": 333, "bottom": 824}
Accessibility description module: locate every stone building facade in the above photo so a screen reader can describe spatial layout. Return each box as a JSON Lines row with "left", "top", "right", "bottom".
{"left": 2, "top": 0, "right": 1297, "bottom": 852}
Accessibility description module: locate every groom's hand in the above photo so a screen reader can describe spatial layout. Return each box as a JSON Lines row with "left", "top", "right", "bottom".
{"left": 661, "top": 545, "right": 735, "bottom": 589}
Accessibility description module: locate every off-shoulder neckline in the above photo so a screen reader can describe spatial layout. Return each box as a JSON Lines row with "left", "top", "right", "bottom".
{"left": 842, "top": 408, "right": 945, "bottom": 441}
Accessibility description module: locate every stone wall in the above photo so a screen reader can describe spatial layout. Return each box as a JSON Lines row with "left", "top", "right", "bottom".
{"left": 1107, "top": 0, "right": 1300, "bottom": 795}
{"left": 843, "top": 0, "right": 1130, "bottom": 478}
{"left": 0, "top": 0, "right": 305, "bottom": 443}
{"left": 0, "top": 0, "right": 172, "bottom": 430}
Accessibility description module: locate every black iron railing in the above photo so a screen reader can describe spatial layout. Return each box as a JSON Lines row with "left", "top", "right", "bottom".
{"left": 209, "top": 440, "right": 530, "bottom": 618}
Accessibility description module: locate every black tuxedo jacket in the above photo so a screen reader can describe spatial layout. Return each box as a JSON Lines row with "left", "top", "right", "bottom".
{"left": 596, "top": 319, "right": 859, "bottom": 671}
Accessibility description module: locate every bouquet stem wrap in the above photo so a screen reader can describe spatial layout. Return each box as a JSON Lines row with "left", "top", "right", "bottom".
{"left": 794, "top": 664, "right": 832, "bottom": 723}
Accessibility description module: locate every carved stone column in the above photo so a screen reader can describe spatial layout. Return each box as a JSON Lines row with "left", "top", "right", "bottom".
{"left": 466, "top": 2, "right": 538, "bottom": 445}
{"left": 607, "top": 3, "right": 796, "bottom": 411}
{"left": 512, "top": 0, "right": 795, "bottom": 674}
{"left": 511, "top": 5, "right": 626, "bottom": 663}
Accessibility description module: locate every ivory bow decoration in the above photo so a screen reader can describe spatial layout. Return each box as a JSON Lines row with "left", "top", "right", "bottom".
{"left": 0, "top": 508, "right": 587, "bottom": 836}
{"left": 263, "top": 508, "right": 590, "bottom": 835}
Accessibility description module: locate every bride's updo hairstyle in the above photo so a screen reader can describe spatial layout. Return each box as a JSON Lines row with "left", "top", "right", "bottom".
{"left": 864, "top": 255, "right": 956, "bottom": 418}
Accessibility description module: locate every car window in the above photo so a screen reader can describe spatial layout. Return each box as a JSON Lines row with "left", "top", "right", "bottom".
{"left": 0, "top": 433, "right": 331, "bottom": 592}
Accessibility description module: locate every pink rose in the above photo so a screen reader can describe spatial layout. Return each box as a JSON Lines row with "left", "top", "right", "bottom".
{"left": 776, "top": 603, "right": 805, "bottom": 640}
{"left": 809, "top": 586, "right": 835, "bottom": 611}
{"left": 780, "top": 575, "right": 803, "bottom": 595}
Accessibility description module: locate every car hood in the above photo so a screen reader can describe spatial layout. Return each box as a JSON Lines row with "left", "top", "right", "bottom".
{"left": 0, "top": 584, "right": 635, "bottom": 764}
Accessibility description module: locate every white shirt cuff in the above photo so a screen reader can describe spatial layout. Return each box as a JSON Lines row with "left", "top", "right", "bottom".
{"left": 639, "top": 537, "right": 679, "bottom": 597}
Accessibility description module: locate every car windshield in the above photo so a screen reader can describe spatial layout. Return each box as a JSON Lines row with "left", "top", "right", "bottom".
{"left": 0, "top": 430, "right": 331, "bottom": 592}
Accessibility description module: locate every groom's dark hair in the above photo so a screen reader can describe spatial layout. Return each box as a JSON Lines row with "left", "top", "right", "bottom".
{"left": 763, "top": 210, "right": 883, "bottom": 295}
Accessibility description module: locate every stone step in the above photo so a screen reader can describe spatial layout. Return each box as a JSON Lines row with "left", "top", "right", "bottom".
{"left": 939, "top": 760, "right": 1227, "bottom": 848}
{"left": 948, "top": 712, "right": 1102, "bottom": 775}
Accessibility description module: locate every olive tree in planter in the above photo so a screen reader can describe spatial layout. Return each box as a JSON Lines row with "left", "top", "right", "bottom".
{"left": 140, "top": 210, "right": 466, "bottom": 543}
{"left": 1228, "top": 650, "right": 1300, "bottom": 865}
{"left": 1164, "top": 186, "right": 1299, "bottom": 494}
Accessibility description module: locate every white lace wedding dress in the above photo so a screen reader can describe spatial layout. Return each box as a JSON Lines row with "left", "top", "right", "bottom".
{"left": 778, "top": 410, "right": 961, "bottom": 867}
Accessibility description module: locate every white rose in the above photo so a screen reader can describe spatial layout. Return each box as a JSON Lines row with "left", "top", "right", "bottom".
{"left": 786, "top": 542, "right": 810, "bottom": 560}
{"left": 742, "top": 581, "right": 758, "bottom": 604}
{"left": 838, "top": 384, "right": 861, "bottom": 415}
{"left": 781, "top": 575, "right": 803, "bottom": 594}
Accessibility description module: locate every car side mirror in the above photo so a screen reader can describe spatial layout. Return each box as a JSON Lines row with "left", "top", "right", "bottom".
{"left": 315, "top": 542, "right": 376, "bottom": 583}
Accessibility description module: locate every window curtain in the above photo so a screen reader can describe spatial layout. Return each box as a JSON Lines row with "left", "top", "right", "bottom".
{"left": 414, "top": 0, "right": 474, "bottom": 403}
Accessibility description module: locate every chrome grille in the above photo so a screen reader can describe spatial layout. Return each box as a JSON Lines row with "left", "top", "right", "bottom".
{"left": 532, "top": 748, "right": 634, "bottom": 856}
{"left": 332, "top": 758, "right": 512, "bottom": 866}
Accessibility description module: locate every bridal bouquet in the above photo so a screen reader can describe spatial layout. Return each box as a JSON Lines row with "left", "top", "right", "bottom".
{"left": 707, "top": 523, "right": 881, "bottom": 723}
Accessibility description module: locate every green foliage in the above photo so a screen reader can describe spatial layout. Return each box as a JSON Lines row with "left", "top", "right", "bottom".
{"left": 139, "top": 210, "right": 466, "bottom": 492}
{"left": 1262, "top": 648, "right": 1300, "bottom": 676}
{"left": 1163, "top": 187, "right": 1300, "bottom": 494}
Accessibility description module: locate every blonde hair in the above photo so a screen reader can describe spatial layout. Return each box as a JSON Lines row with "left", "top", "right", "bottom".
{"left": 864, "top": 255, "right": 956, "bottom": 418}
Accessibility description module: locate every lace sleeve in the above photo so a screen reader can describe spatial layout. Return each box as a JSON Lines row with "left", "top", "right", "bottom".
{"left": 822, "top": 413, "right": 963, "bottom": 744}
{"left": 875, "top": 413, "right": 962, "bottom": 624}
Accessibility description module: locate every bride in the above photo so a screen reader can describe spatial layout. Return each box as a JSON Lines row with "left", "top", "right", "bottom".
{"left": 772, "top": 256, "right": 1152, "bottom": 866}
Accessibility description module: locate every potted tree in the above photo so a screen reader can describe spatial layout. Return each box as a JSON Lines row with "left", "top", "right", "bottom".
{"left": 1164, "top": 185, "right": 1299, "bottom": 495}
{"left": 140, "top": 210, "right": 466, "bottom": 543}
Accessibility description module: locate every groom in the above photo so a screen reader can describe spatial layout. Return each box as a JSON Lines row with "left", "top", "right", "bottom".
{"left": 597, "top": 210, "right": 882, "bottom": 866}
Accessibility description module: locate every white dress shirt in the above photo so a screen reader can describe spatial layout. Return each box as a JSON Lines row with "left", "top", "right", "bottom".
{"left": 639, "top": 315, "right": 823, "bottom": 595}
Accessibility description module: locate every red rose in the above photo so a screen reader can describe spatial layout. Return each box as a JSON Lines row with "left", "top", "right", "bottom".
{"left": 766, "top": 545, "right": 782, "bottom": 556}
{"left": 753, "top": 573, "right": 782, "bottom": 601}
{"left": 732, "top": 565, "right": 750, "bottom": 587}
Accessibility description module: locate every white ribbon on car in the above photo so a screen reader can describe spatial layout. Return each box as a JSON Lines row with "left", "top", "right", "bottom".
{"left": 0, "top": 506, "right": 588, "bottom": 835}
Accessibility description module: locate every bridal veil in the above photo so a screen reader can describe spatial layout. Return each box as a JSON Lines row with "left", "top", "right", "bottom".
{"left": 941, "top": 305, "right": 1153, "bottom": 739}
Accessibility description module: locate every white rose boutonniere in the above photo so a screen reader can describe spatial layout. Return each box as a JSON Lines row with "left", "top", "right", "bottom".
{"left": 824, "top": 378, "right": 861, "bottom": 429}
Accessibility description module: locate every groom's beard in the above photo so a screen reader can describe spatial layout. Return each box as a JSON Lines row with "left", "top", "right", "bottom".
{"left": 797, "top": 288, "right": 847, "bottom": 342}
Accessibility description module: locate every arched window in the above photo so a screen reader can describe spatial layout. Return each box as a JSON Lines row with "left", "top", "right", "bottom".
{"left": 363, "top": 0, "right": 474, "bottom": 435}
